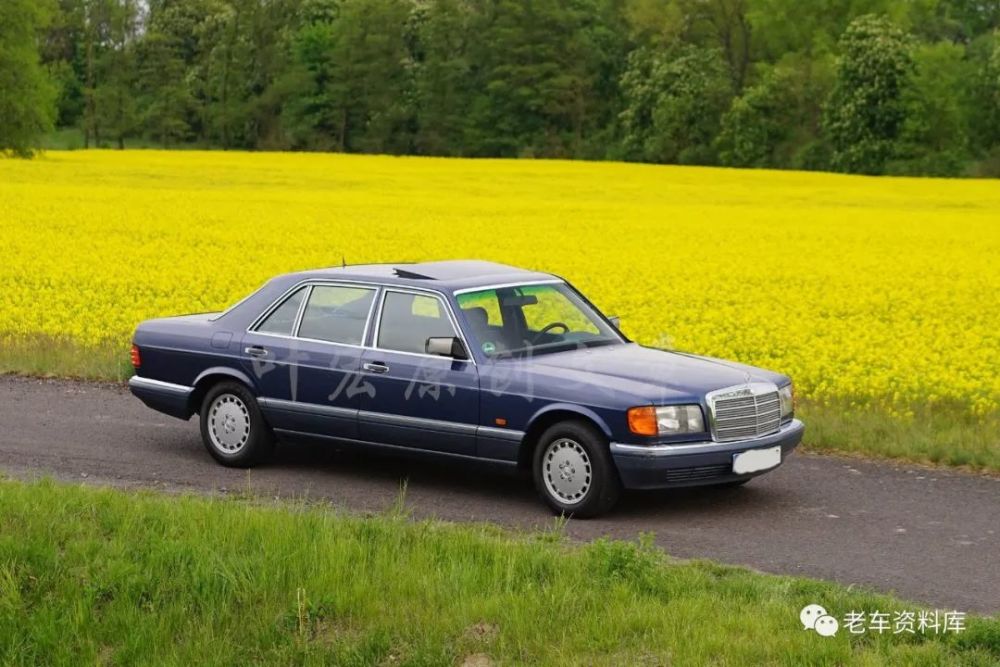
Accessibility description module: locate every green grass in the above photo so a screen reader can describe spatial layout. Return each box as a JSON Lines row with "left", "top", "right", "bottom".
{"left": 1, "top": 336, "right": 998, "bottom": 474}
{"left": 0, "top": 479, "right": 997, "bottom": 666}
{"left": 799, "top": 401, "right": 1000, "bottom": 471}
{"left": 0, "top": 337, "right": 132, "bottom": 382}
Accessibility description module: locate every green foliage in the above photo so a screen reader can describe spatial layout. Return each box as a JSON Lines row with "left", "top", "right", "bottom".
{"left": 891, "top": 40, "right": 974, "bottom": 176}
{"left": 411, "top": 0, "right": 477, "bottom": 155}
{"left": 823, "top": 14, "right": 914, "bottom": 175}
{"left": 463, "top": 0, "right": 618, "bottom": 158}
{"left": 620, "top": 45, "right": 732, "bottom": 164}
{"left": 282, "top": 0, "right": 414, "bottom": 153}
{"left": 717, "top": 66, "right": 799, "bottom": 168}
{"left": 135, "top": 31, "right": 195, "bottom": 146}
{"left": 11, "top": 0, "right": 1000, "bottom": 175}
{"left": 0, "top": 0, "right": 57, "bottom": 157}
{"left": 966, "top": 32, "right": 1000, "bottom": 168}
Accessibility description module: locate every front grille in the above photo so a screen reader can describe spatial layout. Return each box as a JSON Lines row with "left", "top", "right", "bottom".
{"left": 664, "top": 464, "right": 732, "bottom": 483}
{"left": 709, "top": 383, "right": 781, "bottom": 442}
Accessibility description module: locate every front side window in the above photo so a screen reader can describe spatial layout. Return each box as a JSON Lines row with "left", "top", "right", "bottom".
{"left": 377, "top": 291, "right": 458, "bottom": 354}
{"left": 456, "top": 283, "right": 620, "bottom": 358}
{"left": 255, "top": 287, "right": 308, "bottom": 336}
{"left": 298, "top": 285, "right": 375, "bottom": 344}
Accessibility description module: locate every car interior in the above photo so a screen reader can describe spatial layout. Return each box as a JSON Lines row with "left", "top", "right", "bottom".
{"left": 376, "top": 292, "right": 458, "bottom": 354}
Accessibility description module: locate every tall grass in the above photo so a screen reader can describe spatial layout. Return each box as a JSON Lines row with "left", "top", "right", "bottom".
{"left": 0, "top": 479, "right": 997, "bottom": 665}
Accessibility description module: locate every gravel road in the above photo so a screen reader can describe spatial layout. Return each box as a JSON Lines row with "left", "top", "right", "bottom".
{"left": 1, "top": 375, "right": 996, "bottom": 613}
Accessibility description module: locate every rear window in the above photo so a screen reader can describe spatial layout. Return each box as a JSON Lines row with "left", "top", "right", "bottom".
{"left": 255, "top": 287, "right": 307, "bottom": 336}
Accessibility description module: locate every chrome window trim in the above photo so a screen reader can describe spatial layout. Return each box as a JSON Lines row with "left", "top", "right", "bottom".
{"left": 452, "top": 279, "right": 564, "bottom": 295}
{"left": 290, "top": 285, "right": 314, "bottom": 337}
{"left": 248, "top": 279, "right": 380, "bottom": 346}
{"left": 294, "top": 283, "right": 379, "bottom": 346}
{"left": 372, "top": 287, "right": 477, "bottom": 366}
{"left": 248, "top": 283, "right": 312, "bottom": 334}
{"left": 250, "top": 330, "right": 368, "bottom": 351}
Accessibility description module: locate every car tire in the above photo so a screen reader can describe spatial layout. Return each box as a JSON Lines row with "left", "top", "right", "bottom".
{"left": 199, "top": 381, "right": 274, "bottom": 468}
{"left": 532, "top": 420, "right": 621, "bottom": 518}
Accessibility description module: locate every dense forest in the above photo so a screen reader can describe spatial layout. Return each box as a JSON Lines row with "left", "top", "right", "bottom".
{"left": 3, "top": 0, "right": 1000, "bottom": 176}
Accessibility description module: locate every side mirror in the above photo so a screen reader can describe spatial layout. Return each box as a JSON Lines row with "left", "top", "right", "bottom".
{"left": 608, "top": 315, "right": 621, "bottom": 329}
{"left": 426, "top": 336, "right": 469, "bottom": 360}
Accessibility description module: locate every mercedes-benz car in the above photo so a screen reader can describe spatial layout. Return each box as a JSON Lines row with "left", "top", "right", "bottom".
{"left": 128, "top": 260, "right": 803, "bottom": 516}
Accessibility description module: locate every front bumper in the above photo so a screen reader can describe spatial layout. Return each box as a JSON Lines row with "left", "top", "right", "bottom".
{"left": 610, "top": 419, "right": 804, "bottom": 490}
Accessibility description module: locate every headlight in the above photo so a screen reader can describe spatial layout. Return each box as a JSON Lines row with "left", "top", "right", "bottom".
{"left": 779, "top": 384, "right": 794, "bottom": 419}
{"left": 627, "top": 404, "right": 705, "bottom": 436}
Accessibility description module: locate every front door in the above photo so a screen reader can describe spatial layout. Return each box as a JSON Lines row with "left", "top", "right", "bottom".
{"left": 358, "top": 289, "right": 479, "bottom": 455}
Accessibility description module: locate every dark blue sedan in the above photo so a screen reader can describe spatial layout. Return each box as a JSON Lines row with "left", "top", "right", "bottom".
{"left": 129, "top": 260, "right": 803, "bottom": 516}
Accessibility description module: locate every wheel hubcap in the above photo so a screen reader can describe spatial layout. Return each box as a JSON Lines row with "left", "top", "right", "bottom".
{"left": 209, "top": 394, "right": 250, "bottom": 453}
{"left": 542, "top": 438, "right": 592, "bottom": 505}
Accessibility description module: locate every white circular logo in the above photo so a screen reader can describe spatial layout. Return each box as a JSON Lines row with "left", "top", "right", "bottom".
{"left": 800, "top": 604, "right": 827, "bottom": 630}
{"left": 815, "top": 615, "right": 839, "bottom": 637}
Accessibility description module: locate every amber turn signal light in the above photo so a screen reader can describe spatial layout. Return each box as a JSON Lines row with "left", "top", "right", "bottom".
{"left": 130, "top": 344, "right": 141, "bottom": 368}
{"left": 627, "top": 406, "right": 658, "bottom": 436}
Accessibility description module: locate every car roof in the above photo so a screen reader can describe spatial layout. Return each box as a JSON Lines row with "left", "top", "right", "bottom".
{"left": 285, "top": 260, "right": 560, "bottom": 293}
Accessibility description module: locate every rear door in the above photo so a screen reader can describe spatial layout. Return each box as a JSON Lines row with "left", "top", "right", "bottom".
{"left": 241, "top": 282, "right": 377, "bottom": 439}
{"left": 358, "top": 289, "right": 479, "bottom": 455}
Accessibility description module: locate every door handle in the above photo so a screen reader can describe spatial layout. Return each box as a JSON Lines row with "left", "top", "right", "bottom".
{"left": 362, "top": 361, "right": 389, "bottom": 374}
{"left": 244, "top": 345, "right": 269, "bottom": 358}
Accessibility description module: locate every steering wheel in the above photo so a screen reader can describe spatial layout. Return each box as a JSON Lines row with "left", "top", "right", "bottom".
{"left": 530, "top": 322, "right": 570, "bottom": 343}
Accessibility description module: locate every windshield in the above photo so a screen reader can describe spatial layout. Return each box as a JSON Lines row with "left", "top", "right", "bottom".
{"left": 455, "top": 283, "right": 622, "bottom": 358}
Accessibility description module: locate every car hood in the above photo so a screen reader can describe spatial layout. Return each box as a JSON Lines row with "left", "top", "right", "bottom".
{"left": 523, "top": 343, "right": 787, "bottom": 404}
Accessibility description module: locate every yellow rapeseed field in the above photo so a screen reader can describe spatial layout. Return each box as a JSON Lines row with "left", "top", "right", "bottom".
{"left": 1, "top": 150, "right": 998, "bottom": 416}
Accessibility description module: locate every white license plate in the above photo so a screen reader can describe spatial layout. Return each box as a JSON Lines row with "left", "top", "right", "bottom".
{"left": 732, "top": 446, "right": 782, "bottom": 474}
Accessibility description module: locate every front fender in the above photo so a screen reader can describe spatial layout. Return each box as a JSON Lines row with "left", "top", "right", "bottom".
{"left": 525, "top": 402, "right": 614, "bottom": 440}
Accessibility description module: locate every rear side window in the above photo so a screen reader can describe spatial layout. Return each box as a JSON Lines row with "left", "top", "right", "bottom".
{"left": 255, "top": 287, "right": 307, "bottom": 336}
{"left": 298, "top": 285, "right": 375, "bottom": 345}
{"left": 377, "top": 291, "right": 457, "bottom": 354}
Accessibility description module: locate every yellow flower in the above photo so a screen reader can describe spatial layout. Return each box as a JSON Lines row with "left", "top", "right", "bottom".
{"left": 0, "top": 150, "right": 997, "bottom": 414}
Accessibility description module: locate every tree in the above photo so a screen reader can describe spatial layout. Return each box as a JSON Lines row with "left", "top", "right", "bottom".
{"left": 892, "top": 40, "right": 973, "bottom": 176}
{"left": 619, "top": 45, "right": 732, "bottom": 164}
{"left": 625, "top": 0, "right": 752, "bottom": 91}
{"left": 97, "top": 0, "right": 139, "bottom": 148}
{"left": 716, "top": 57, "right": 834, "bottom": 170}
{"left": 968, "top": 33, "right": 1000, "bottom": 152}
{"left": 41, "top": 0, "right": 88, "bottom": 129}
{"left": 412, "top": 0, "right": 479, "bottom": 156}
{"left": 282, "top": 0, "right": 413, "bottom": 153}
{"left": 465, "top": 0, "right": 618, "bottom": 158}
{"left": 823, "top": 14, "right": 913, "bottom": 175}
{"left": 717, "top": 67, "right": 797, "bottom": 168}
{"left": 0, "top": 0, "right": 57, "bottom": 157}
{"left": 12, "top": 0, "right": 1000, "bottom": 176}
{"left": 135, "top": 31, "right": 195, "bottom": 145}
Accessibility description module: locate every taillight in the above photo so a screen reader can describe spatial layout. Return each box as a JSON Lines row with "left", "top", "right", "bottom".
{"left": 130, "top": 344, "right": 141, "bottom": 368}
